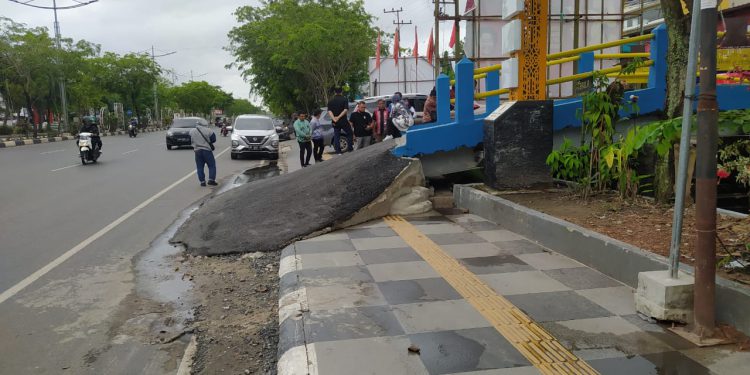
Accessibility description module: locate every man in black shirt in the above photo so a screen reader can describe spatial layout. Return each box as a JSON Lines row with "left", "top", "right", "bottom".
{"left": 326, "top": 87, "right": 353, "bottom": 154}
{"left": 349, "top": 101, "right": 373, "bottom": 149}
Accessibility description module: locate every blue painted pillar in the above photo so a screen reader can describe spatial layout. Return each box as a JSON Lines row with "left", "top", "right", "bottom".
{"left": 649, "top": 24, "right": 667, "bottom": 95}
{"left": 455, "top": 56, "right": 475, "bottom": 125}
{"left": 436, "top": 74, "right": 450, "bottom": 124}
{"left": 485, "top": 70, "right": 500, "bottom": 115}
{"left": 578, "top": 52, "right": 594, "bottom": 74}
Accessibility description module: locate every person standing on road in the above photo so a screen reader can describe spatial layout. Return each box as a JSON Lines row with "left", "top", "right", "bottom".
{"left": 189, "top": 120, "right": 217, "bottom": 187}
{"left": 293, "top": 112, "right": 313, "bottom": 167}
{"left": 327, "top": 87, "right": 353, "bottom": 154}
{"left": 310, "top": 109, "right": 325, "bottom": 163}
{"left": 372, "top": 99, "right": 389, "bottom": 143}
{"left": 349, "top": 101, "right": 373, "bottom": 149}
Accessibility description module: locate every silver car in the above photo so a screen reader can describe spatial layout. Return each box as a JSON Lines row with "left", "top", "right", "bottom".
{"left": 230, "top": 115, "right": 280, "bottom": 160}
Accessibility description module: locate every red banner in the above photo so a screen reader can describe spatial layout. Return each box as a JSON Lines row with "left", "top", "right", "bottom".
{"left": 376, "top": 32, "right": 381, "bottom": 70}
{"left": 426, "top": 29, "right": 434, "bottom": 65}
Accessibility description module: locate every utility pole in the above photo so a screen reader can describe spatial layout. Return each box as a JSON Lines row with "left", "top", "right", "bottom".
{"left": 694, "top": 0, "right": 719, "bottom": 338}
{"left": 384, "top": 8, "right": 411, "bottom": 93}
{"left": 9, "top": 0, "right": 99, "bottom": 136}
{"left": 150, "top": 46, "right": 176, "bottom": 126}
{"left": 433, "top": 0, "right": 440, "bottom": 77}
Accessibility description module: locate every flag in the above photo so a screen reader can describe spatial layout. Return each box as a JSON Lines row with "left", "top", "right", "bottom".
{"left": 448, "top": 21, "right": 457, "bottom": 48}
{"left": 426, "top": 28, "right": 434, "bottom": 65}
{"left": 394, "top": 28, "right": 399, "bottom": 65}
{"left": 376, "top": 32, "right": 381, "bottom": 70}
{"left": 464, "top": 0, "right": 476, "bottom": 14}
{"left": 413, "top": 26, "right": 419, "bottom": 57}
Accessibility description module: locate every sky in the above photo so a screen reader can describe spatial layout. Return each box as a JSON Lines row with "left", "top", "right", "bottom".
{"left": 1, "top": 0, "right": 464, "bottom": 106}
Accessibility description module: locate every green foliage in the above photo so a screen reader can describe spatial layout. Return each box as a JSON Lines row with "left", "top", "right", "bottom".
{"left": 718, "top": 140, "right": 750, "bottom": 187}
{"left": 228, "top": 0, "right": 377, "bottom": 115}
{"left": 0, "top": 125, "right": 11, "bottom": 135}
{"left": 225, "top": 99, "right": 262, "bottom": 116}
{"left": 546, "top": 138, "right": 589, "bottom": 181}
{"left": 551, "top": 59, "right": 647, "bottom": 199}
{"left": 0, "top": 16, "right": 252, "bottom": 130}
{"left": 170, "top": 81, "right": 233, "bottom": 115}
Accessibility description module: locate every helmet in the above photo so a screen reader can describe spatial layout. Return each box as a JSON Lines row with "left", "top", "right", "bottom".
{"left": 82, "top": 116, "right": 93, "bottom": 126}
{"left": 391, "top": 103, "right": 413, "bottom": 131}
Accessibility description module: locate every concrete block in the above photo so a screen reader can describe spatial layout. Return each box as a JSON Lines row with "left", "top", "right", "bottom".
{"left": 390, "top": 186, "right": 433, "bottom": 216}
{"left": 635, "top": 270, "right": 694, "bottom": 323}
{"left": 484, "top": 100, "right": 553, "bottom": 189}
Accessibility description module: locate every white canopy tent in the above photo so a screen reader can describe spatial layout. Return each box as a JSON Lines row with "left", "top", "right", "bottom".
{"left": 365, "top": 57, "right": 436, "bottom": 97}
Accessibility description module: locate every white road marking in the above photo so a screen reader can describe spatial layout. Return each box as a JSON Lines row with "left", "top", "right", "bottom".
{"left": 41, "top": 149, "right": 65, "bottom": 155}
{"left": 0, "top": 146, "right": 231, "bottom": 305}
{"left": 122, "top": 149, "right": 138, "bottom": 155}
{"left": 50, "top": 164, "right": 79, "bottom": 172}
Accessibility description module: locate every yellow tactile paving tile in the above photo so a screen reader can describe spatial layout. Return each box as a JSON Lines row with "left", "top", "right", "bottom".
{"left": 384, "top": 215, "right": 600, "bottom": 375}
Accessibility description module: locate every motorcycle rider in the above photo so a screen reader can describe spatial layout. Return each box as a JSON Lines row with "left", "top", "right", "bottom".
{"left": 79, "top": 116, "right": 102, "bottom": 151}
{"left": 129, "top": 117, "right": 138, "bottom": 136}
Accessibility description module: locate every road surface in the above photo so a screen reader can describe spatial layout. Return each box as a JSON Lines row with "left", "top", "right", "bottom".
{"left": 0, "top": 129, "right": 279, "bottom": 373}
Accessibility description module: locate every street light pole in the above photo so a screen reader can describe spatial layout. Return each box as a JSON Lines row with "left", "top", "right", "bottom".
{"left": 8, "top": 0, "right": 99, "bottom": 135}
{"left": 52, "top": 0, "right": 67, "bottom": 136}
{"left": 150, "top": 46, "right": 176, "bottom": 126}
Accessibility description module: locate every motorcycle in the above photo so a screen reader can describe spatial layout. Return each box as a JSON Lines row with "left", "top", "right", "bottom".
{"left": 221, "top": 125, "right": 229, "bottom": 137}
{"left": 128, "top": 124, "right": 137, "bottom": 137}
{"left": 78, "top": 132, "right": 101, "bottom": 165}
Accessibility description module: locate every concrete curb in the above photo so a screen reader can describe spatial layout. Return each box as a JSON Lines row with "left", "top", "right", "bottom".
{"left": 453, "top": 184, "right": 750, "bottom": 336}
{"left": 0, "top": 127, "right": 167, "bottom": 149}
{"left": 277, "top": 243, "right": 317, "bottom": 375}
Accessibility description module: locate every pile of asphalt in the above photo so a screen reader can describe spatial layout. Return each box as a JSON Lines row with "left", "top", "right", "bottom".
{"left": 172, "top": 140, "right": 411, "bottom": 256}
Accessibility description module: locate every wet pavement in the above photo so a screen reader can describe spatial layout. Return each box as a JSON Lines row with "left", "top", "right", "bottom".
{"left": 277, "top": 212, "right": 749, "bottom": 375}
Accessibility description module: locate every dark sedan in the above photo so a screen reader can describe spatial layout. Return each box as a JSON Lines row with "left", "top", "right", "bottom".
{"left": 166, "top": 117, "right": 208, "bottom": 150}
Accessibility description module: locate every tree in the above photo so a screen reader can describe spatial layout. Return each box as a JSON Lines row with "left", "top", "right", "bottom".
{"left": 91, "top": 52, "right": 160, "bottom": 122}
{"left": 170, "top": 81, "right": 233, "bottom": 115}
{"left": 0, "top": 17, "right": 58, "bottom": 137}
{"left": 228, "top": 0, "right": 377, "bottom": 115}
{"left": 225, "top": 98, "right": 262, "bottom": 116}
{"left": 653, "top": 0, "right": 693, "bottom": 202}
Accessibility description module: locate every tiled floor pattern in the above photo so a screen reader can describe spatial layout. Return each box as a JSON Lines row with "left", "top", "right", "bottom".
{"left": 278, "top": 213, "right": 748, "bottom": 375}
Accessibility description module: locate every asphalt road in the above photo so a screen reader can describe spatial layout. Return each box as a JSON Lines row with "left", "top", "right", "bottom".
{"left": 0, "top": 129, "right": 277, "bottom": 373}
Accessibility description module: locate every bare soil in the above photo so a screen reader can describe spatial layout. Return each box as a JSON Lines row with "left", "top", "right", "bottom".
{"left": 493, "top": 189, "right": 750, "bottom": 285}
{"left": 186, "top": 251, "right": 280, "bottom": 374}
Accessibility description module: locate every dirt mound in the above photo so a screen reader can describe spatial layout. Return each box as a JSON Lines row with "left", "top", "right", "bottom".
{"left": 172, "top": 140, "right": 411, "bottom": 255}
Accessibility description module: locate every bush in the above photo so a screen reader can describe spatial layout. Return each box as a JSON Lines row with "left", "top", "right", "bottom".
{"left": 0, "top": 125, "right": 12, "bottom": 135}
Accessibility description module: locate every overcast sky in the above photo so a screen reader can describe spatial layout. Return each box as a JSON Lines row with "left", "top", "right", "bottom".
{"left": 2, "top": 0, "right": 464, "bottom": 106}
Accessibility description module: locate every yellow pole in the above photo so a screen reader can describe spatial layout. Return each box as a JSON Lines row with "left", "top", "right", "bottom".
{"left": 511, "top": 0, "right": 548, "bottom": 101}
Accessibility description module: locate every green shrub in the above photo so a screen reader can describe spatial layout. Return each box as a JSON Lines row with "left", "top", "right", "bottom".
{"left": 0, "top": 125, "right": 12, "bottom": 135}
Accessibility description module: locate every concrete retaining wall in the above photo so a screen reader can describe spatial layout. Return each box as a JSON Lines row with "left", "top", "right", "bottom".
{"left": 454, "top": 184, "right": 750, "bottom": 336}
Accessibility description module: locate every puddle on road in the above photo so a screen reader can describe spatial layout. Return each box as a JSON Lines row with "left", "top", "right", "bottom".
{"left": 132, "top": 161, "right": 285, "bottom": 335}
{"left": 134, "top": 206, "right": 197, "bottom": 328}
{"left": 215, "top": 161, "right": 283, "bottom": 195}
{"left": 232, "top": 161, "right": 281, "bottom": 185}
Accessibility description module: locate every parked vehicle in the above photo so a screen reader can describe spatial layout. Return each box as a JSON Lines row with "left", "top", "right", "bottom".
{"left": 166, "top": 117, "right": 207, "bottom": 150}
{"left": 273, "top": 118, "right": 292, "bottom": 140}
{"left": 77, "top": 132, "right": 100, "bottom": 164}
{"left": 231, "top": 114, "right": 279, "bottom": 160}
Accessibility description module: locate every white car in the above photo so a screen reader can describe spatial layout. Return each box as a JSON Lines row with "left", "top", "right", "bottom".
{"left": 230, "top": 114, "right": 279, "bottom": 160}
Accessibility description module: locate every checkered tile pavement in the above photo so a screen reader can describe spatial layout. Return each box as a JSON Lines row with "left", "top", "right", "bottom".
{"left": 277, "top": 213, "right": 746, "bottom": 375}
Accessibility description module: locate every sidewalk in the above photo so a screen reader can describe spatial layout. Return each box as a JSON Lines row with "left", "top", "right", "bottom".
{"left": 277, "top": 211, "right": 749, "bottom": 374}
